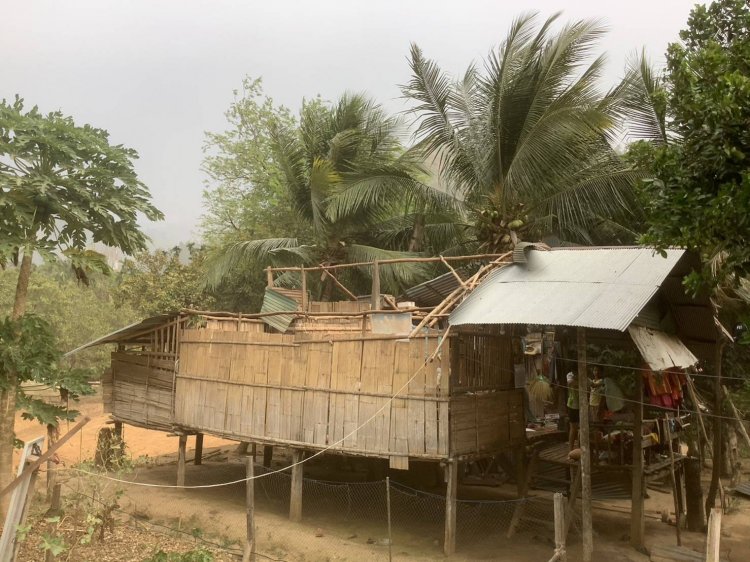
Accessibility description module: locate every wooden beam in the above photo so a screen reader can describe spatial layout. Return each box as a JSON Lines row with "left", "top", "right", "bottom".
{"left": 684, "top": 456, "right": 705, "bottom": 531}
{"left": 289, "top": 449, "right": 304, "bottom": 522}
{"left": 631, "top": 369, "right": 645, "bottom": 551}
{"left": 0, "top": 417, "right": 90, "bottom": 500}
{"left": 577, "top": 327, "right": 593, "bottom": 562}
{"left": 177, "top": 434, "right": 187, "bottom": 487}
{"left": 665, "top": 420, "right": 682, "bottom": 545}
{"left": 320, "top": 267, "right": 358, "bottom": 301}
{"left": 300, "top": 268, "right": 308, "bottom": 312}
{"left": 371, "top": 261, "right": 381, "bottom": 311}
{"left": 242, "top": 456, "right": 255, "bottom": 562}
{"left": 194, "top": 433, "right": 204, "bottom": 466}
{"left": 268, "top": 252, "right": 512, "bottom": 273}
{"left": 266, "top": 267, "right": 273, "bottom": 287}
{"left": 444, "top": 459, "right": 458, "bottom": 556}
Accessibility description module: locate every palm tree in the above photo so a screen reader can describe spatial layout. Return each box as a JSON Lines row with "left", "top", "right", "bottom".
{"left": 206, "top": 93, "right": 456, "bottom": 297}
{"left": 401, "top": 12, "right": 645, "bottom": 251}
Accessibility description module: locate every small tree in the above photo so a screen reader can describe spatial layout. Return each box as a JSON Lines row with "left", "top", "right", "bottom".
{"left": 628, "top": 0, "right": 750, "bottom": 517}
{"left": 0, "top": 97, "right": 162, "bottom": 511}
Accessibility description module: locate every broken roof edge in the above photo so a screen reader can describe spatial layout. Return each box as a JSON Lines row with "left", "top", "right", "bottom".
{"left": 64, "top": 313, "right": 179, "bottom": 358}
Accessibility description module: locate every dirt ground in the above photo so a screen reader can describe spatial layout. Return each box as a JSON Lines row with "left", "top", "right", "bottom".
{"left": 11, "top": 392, "right": 750, "bottom": 561}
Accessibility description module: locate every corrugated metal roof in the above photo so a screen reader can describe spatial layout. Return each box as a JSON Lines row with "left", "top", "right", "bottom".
{"left": 628, "top": 326, "right": 698, "bottom": 370}
{"left": 260, "top": 288, "right": 299, "bottom": 333}
{"left": 64, "top": 314, "right": 177, "bottom": 357}
{"left": 449, "top": 247, "right": 686, "bottom": 331}
{"left": 401, "top": 269, "right": 469, "bottom": 307}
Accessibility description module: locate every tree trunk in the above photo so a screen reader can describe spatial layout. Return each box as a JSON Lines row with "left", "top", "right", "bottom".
{"left": 705, "top": 344, "right": 724, "bottom": 518}
{"left": 1, "top": 252, "right": 33, "bottom": 518}
{"left": 408, "top": 213, "right": 425, "bottom": 253}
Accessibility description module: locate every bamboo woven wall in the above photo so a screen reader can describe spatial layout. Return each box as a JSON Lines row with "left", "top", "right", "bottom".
{"left": 174, "top": 329, "right": 451, "bottom": 461}
{"left": 104, "top": 352, "right": 175, "bottom": 430}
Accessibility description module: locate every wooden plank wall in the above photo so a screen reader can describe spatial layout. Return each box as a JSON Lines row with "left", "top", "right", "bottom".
{"left": 108, "top": 352, "right": 176, "bottom": 430}
{"left": 449, "top": 390, "right": 525, "bottom": 455}
{"left": 450, "top": 327, "right": 514, "bottom": 392}
{"left": 174, "top": 329, "right": 451, "bottom": 460}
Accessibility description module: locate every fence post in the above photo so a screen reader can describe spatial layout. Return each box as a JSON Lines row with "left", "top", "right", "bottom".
{"left": 386, "top": 477, "right": 392, "bottom": 562}
{"left": 242, "top": 456, "right": 255, "bottom": 562}
{"left": 444, "top": 459, "right": 458, "bottom": 556}
{"left": 553, "top": 492, "right": 567, "bottom": 562}
{"left": 290, "top": 449, "right": 304, "bottom": 522}
{"left": 706, "top": 507, "right": 722, "bottom": 562}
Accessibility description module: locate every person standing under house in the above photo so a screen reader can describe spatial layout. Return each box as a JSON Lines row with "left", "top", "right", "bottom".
{"left": 590, "top": 366, "right": 606, "bottom": 422}
{"left": 566, "top": 371, "right": 580, "bottom": 451}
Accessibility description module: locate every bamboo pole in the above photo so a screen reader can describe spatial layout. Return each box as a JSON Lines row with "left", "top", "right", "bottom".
{"left": 320, "top": 267, "right": 358, "bottom": 301}
{"left": 439, "top": 255, "right": 466, "bottom": 288}
{"left": 300, "top": 268, "right": 308, "bottom": 312}
{"left": 0, "top": 417, "right": 90, "bottom": 499}
{"left": 268, "top": 252, "right": 512, "bottom": 273}
{"left": 631, "top": 371, "right": 645, "bottom": 550}
{"left": 371, "top": 261, "right": 381, "bottom": 311}
{"left": 665, "top": 419, "right": 682, "bottom": 545}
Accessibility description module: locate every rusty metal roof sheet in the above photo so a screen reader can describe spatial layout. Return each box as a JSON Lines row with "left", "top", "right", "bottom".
{"left": 628, "top": 326, "right": 698, "bottom": 370}
{"left": 449, "top": 247, "right": 687, "bottom": 331}
{"left": 260, "top": 287, "right": 299, "bottom": 333}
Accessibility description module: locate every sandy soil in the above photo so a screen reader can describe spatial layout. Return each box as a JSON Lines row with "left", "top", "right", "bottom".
{"left": 11, "top": 393, "right": 750, "bottom": 561}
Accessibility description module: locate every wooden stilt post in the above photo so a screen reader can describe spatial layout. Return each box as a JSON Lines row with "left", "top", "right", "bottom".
{"left": 263, "top": 445, "right": 273, "bottom": 469}
{"left": 515, "top": 445, "right": 526, "bottom": 498}
{"left": 444, "top": 458, "right": 458, "bottom": 556}
{"left": 685, "top": 456, "right": 705, "bottom": 531}
{"left": 665, "top": 420, "right": 682, "bottom": 545}
{"left": 251, "top": 443, "right": 257, "bottom": 459}
{"left": 177, "top": 434, "right": 187, "bottom": 487}
{"left": 236, "top": 441, "right": 249, "bottom": 455}
{"left": 300, "top": 268, "right": 308, "bottom": 312}
{"left": 631, "top": 370, "right": 645, "bottom": 551}
{"left": 371, "top": 261, "right": 381, "bottom": 311}
{"left": 563, "top": 465, "right": 581, "bottom": 541}
{"left": 194, "top": 433, "right": 204, "bottom": 466}
{"left": 266, "top": 267, "right": 273, "bottom": 288}
{"left": 242, "top": 456, "right": 255, "bottom": 562}
{"left": 508, "top": 447, "right": 540, "bottom": 538}
{"left": 289, "top": 449, "right": 304, "bottom": 522}
{"left": 576, "top": 327, "right": 593, "bottom": 562}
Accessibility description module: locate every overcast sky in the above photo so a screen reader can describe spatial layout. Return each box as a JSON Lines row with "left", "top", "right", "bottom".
{"left": 1, "top": 0, "right": 698, "bottom": 248}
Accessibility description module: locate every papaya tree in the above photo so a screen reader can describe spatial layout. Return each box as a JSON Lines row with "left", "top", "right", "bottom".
{"left": 0, "top": 97, "right": 162, "bottom": 513}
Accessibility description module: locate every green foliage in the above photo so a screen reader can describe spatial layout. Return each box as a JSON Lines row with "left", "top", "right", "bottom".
{"left": 115, "top": 246, "right": 217, "bottom": 316}
{"left": 403, "top": 13, "right": 644, "bottom": 251}
{"left": 143, "top": 549, "right": 214, "bottom": 562}
{"left": 0, "top": 263, "right": 138, "bottom": 374}
{"left": 0, "top": 96, "right": 162, "bottom": 268}
{"left": 634, "top": 0, "right": 750, "bottom": 291}
{"left": 204, "top": 82, "right": 453, "bottom": 299}
{"left": 0, "top": 314, "right": 91, "bottom": 424}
